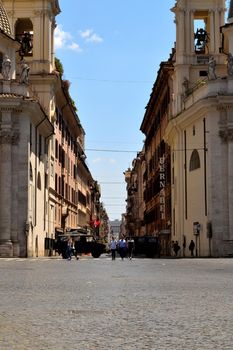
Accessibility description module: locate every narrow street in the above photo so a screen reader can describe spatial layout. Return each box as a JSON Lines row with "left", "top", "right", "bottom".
{"left": 1, "top": 257, "right": 233, "bottom": 350}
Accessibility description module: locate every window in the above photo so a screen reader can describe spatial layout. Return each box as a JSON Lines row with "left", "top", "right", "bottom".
{"left": 199, "top": 71, "right": 208, "bottom": 77}
{"left": 78, "top": 190, "right": 87, "bottom": 206}
{"left": 59, "top": 176, "right": 61, "bottom": 194}
{"left": 55, "top": 140, "right": 58, "bottom": 159}
{"left": 189, "top": 149, "right": 200, "bottom": 171}
{"left": 37, "top": 172, "right": 41, "bottom": 190}
{"left": 194, "top": 19, "right": 208, "bottom": 54}
{"left": 45, "top": 174, "right": 48, "bottom": 189}
{"left": 38, "top": 134, "right": 42, "bottom": 159}
{"left": 30, "top": 162, "right": 33, "bottom": 181}
{"left": 30, "top": 123, "right": 32, "bottom": 151}
{"left": 15, "top": 19, "right": 33, "bottom": 57}
{"left": 51, "top": 162, "right": 54, "bottom": 177}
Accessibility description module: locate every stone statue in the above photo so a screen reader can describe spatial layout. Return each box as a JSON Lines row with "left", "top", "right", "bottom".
{"left": 182, "top": 77, "right": 189, "bottom": 96}
{"left": 2, "top": 54, "right": 11, "bottom": 80}
{"left": 19, "top": 60, "right": 30, "bottom": 84}
{"left": 227, "top": 53, "right": 233, "bottom": 76}
{"left": 208, "top": 56, "right": 217, "bottom": 80}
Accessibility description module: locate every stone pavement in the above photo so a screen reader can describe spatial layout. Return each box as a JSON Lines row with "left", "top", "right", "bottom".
{"left": 0, "top": 256, "right": 233, "bottom": 350}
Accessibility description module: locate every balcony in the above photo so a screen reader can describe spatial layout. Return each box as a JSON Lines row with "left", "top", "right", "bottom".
{"left": 182, "top": 77, "right": 233, "bottom": 111}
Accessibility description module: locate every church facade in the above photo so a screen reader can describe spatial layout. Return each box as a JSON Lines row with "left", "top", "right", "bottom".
{"left": 165, "top": 0, "right": 233, "bottom": 257}
{"left": 124, "top": 0, "right": 233, "bottom": 257}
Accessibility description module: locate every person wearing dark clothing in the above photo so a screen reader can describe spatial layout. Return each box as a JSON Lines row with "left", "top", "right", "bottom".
{"left": 127, "top": 238, "right": 134, "bottom": 260}
{"left": 173, "top": 241, "right": 180, "bottom": 257}
{"left": 189, "top": 240, "right": 195, "bottom": 257}
{"left": 66, "top": 237, "right": 73, "bottom": 260}
{"left": 110, "top": 237, "right": 117, "bottom": 260}
{"left": 118, "top": 238, "right": 127, "bottom": 260}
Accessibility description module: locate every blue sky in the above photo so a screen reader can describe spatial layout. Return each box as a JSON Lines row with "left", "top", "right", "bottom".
{"left": 55, "top": 0, "right": 176, "bottom": 220}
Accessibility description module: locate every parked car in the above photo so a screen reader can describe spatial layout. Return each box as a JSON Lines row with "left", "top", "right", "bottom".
{"left": 55, "top": 232, "right": 106, "bottom": 259}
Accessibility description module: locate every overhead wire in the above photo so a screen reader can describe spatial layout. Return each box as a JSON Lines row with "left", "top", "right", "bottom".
{"left": 86, "top": 147, "right": 207, "bottom": 153}
{"left": 67, "top": 76, "right": 153, "bottom": 84}
{"left": 86, "top": 148, "right": 138, "bottom": 153}
{"left": 99, "top": 182, "right": 125, "bottom": 184}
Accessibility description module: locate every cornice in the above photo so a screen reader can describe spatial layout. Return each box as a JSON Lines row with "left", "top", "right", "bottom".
{"left": 0, "top": 106, "right": 22, "bottom": 113}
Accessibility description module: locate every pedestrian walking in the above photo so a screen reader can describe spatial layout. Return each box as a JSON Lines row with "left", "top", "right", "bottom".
{"left": 110, "top": 236, "right": 117, "bottom": 260}
{"left": 189, "top": 239, "right": 195, "bottom": 257}
{"left": 127, "top": 237, "right": 134, "bottom": 260}
{"left": 173, "top": 241, "right": 180, "bottom": 257}
{"left": 66, "top": 236, "right": 73, "bottom": 260}
{"left": 118, "top": 237, "right": 127, "bottom": 260}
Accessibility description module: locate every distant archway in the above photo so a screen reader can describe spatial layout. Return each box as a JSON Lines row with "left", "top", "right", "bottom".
{"left": 15, "top": 18, "right": 33, "bottom": 57}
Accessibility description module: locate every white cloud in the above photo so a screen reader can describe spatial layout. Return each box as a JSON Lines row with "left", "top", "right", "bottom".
{"left": 79, "top": 29, "right": 103, "bottom": 44}
{"left": 109, "top": 158, "right": 116, "bottom": 164}
{"left": 68, "top": 42, "right": 82, "bottom": 52}
{"left": 87, "top": 33, "right": 103, "bottom": 43}
{"left": 55, "top": 25, "right": 82, "bottom": 52}
{"left": 79, "top": 29, "right": 93, "bottom": 39}
{"left": 54, "top": 25, "right": 71, "bottom": 49}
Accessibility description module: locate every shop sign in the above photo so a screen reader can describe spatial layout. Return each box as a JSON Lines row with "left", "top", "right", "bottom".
{"left": 159, "top": 155, "right": 166, "bottom": 220}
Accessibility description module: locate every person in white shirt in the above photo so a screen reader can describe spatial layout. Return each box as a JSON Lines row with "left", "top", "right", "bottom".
{"left": 118, "top": 237, "right": 127, "bottom": 260}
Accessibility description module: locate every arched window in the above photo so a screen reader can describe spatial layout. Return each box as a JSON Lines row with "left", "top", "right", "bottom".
{"left": 189, "top": 149, "right": 200, "bottom": 171}
{"left": 37, "top": 172, "right": 41, "bottom": 190}
{"left": 30, "top": 162, "right": 33, "bottom": 181}
{"left": 15, "top": 18, "right": 33, "bottom": 57}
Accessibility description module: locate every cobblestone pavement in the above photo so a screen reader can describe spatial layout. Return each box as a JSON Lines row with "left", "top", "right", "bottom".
{"left": 1, "top": 256, "right": 233, "bottom": 350}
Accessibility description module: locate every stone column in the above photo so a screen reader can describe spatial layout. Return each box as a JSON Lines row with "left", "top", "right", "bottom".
{"left": 209, "top": 10, "right": 215, "bottom": 54}
{"left": 33, "top": 10, "right": 42, "bottom": 62}
{"left": 185, "top": 10, "right": 190, "bottom": 55}
{"left": 0, "top": 113, "right": 13, "bottom": 257}
{"left": 214, "top": 10, "right": 220, "bottom": 54}
{"left": 219, "top": 124, "right": 233, "bottom": 243}
{"left": 218, "top": 108, "right": 230, "bottom": 242}
{"left": 178, "top": 9, "right": 185, "bottom": 57}
{"left": 190, "top": 10, "right": 195, "bottom": 54}
{"left": 175, "top": 7, "right": 185, "bottom": 63}
{"left": 11, "top": 132, "right": 20, "bottom": 256}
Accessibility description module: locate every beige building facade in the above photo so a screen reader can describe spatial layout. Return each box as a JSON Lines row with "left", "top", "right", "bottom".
{"left": 0, "top": 0, "right": 103, "bottom": 257}
{"left": 0, "top": 0, "right": 55, "bottom": 257}
{"left": 166, "top": 0, "right": 233, "bottom": 257}
{"left": 124, "top": 151, "right": 146, "bottom": 238}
